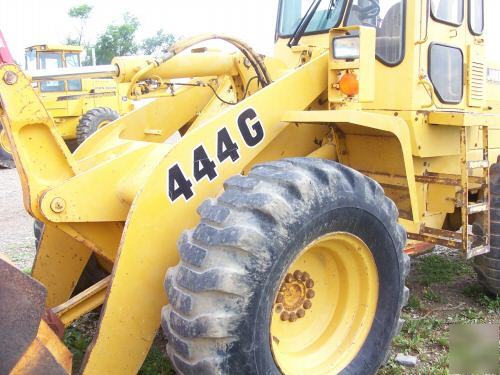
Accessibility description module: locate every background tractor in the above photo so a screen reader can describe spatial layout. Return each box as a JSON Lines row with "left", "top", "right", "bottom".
{"left": 0, "top": 0, "right": 499, "bottom": 374}
{"left": 0, "top": 42, "right": 133, "bottom": 168}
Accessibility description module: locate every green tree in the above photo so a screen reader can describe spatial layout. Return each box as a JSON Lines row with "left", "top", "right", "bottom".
{"left": 94, "top": 13, "right": 140, "bottom": 64}
{"left": 140, "top": 29, "right": 176, "bottom": 55}
{"left": 68, "top": 4, "right": 93, "bottom": 45}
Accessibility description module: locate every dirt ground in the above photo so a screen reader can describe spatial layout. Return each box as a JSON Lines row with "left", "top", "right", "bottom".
{"left": 0, "top": 168, "right": 36, "bottom": 271}
{"left": 0, "top": 166, "right": 498, "bottom": 374}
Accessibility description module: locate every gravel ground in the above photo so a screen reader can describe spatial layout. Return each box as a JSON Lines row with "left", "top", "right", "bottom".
{"left": 0, "top": 168, "right": 36, "bottom": 271}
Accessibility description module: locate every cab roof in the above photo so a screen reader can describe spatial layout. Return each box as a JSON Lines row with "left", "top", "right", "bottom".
{"left": 25, "top": 44, "right": 83, "bottom": 53}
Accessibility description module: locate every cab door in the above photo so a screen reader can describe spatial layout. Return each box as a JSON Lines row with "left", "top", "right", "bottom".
{"left": 424, "top": 0, "right": 467, "bottom": 108}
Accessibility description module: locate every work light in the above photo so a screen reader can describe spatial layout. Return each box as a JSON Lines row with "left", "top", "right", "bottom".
{"left": 333, "top": 36, "right": 360, "bottom": 60}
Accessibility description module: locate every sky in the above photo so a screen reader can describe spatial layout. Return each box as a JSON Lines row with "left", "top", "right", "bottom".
{"left": 1, "top": 0, "right": 280, "bottom": 64}
{"left": 2, "top": 0, "right": 500, "bottom": 64}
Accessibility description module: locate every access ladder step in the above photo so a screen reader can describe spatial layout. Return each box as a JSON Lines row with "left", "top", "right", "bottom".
{"left": 467, "top": 202, "right": 489, "bottom": 214}
{"left": 466, "top": 244, "right": 490, "bottom": 259}
{"left": 467, "top": 160, "right": 489, "bottom": 169}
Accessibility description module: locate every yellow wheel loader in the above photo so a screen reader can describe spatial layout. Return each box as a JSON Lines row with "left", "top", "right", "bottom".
{"left": 0, "top": 0, "right": 499, "bottom": 374}
{"left": 0, "top": 43, "right": 133, "bottom": 168}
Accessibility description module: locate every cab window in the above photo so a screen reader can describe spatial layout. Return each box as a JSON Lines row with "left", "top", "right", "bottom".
{"left": 430, "top": 0, "right": 464, "bottom": 26}
{"left": 468, "top": 0, "right": 484, "bottom": 35}
{"left": 25, "top": 49, "right": 36, "bottom": 71}
{"left": 65, "top": 52, "right": 82, "bottom": 91}
{"left": 39, "top": 52, "right": 65, "bottom": 92}
{"left": 278, "top": 0, "right": 347, "bottom": 36}
{"left": 428, "top": 43, "right": 463, "bottom": 104}
{"left": 346, "top": 0, "right": 406, "bottom": 65}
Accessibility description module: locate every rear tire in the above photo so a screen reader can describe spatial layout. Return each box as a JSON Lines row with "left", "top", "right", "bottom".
{"left": 473, "top": 161, "right": 500, "bottom": 296}
{"left": 76, "top": 107, "right": 119, "bottom": 145}
{"left": 162, "top": 158, "right": 409, "bottom": 375}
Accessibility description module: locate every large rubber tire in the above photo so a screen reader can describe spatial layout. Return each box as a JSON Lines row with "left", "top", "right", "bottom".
{"left": 76, "top": 107, "right": 119, "bottom": 145}
{"left": 473, "top": 161, "right": 500, "bottom": 296}
{"left": 162, "top": 158, "right": 409, "bottom": 375}
{"left": 33, "top": 221, "right": 108, "bottom": 295}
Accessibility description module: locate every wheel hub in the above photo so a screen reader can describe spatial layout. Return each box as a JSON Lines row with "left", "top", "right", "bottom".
{"left": 274, "top": 270, "right": 315, "bottom": 323}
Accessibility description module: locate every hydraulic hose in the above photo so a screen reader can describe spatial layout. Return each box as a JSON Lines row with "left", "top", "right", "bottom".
{"left": 162, "top": 34, "right": 272, "bottom": 87}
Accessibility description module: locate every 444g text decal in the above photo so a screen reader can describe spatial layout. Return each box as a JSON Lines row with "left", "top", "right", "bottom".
{"left": 167, "top": 108, "right": 265, "bottom": 203}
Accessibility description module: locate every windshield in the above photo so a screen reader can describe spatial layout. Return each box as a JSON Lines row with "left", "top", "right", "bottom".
{"left": 39, "top": 52, "right": 63, "bottom": 69}
{"left": 278, "top": 0, "right": 405, "bottom": 66}
{"left": 279, "top": 0, "right": 348, "bottom": 36}
{"left": 346, "top": 0, "right": 405, "bottom": 65}
{"left": 39, "top": 52, "right": 65, "bottom": 92}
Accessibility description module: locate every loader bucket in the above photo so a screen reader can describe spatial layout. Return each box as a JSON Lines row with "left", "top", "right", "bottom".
{"left": 0, "top": 257, "right": 71, "bottom": 374}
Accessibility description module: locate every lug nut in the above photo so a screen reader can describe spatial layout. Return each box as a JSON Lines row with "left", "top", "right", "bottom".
{"left": 297, "top": 309, "right": 305, "bottom": 318}
{"left": 301, "top": 272, "right": 310, "bottom": 281}
{"left": 276, "top": 293, "right": 284, "bottom": 303}
{"left": 293, "top": 270, "right": 302, "bottom": 280}
{"left": 285, "top": 273, "right": 293, "bottom": 283}
{"left": 303, "top": 300, "right": 312, "bottom": 309}
{"left": 288, "top": 312, "right": 297, "bottom": 322}
{"left": 280, "top": 311, "right": 290, "bottom": 321}
{"left": 306, "top": 279, "right": 314, "bottom": 288}
{"left": 275, "top": 304, "right": 283, "bottom": 313}
{"left": 306, "top": 289, "right": 315, "bottom": 299}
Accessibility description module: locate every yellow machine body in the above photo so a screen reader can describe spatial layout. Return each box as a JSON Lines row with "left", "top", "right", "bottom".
{"left": 0, "top": 0, "right": 499, "bottom": 373}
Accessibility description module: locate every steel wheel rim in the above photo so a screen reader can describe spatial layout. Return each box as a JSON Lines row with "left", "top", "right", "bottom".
{"left": 97, "top": 120, "right": 111, "bottom": 130}
{"left": 270, "top": 232, "right": 379, "bottom": 374}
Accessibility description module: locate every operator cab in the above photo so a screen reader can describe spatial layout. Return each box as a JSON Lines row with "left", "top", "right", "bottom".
{"left": 275, "top": 0, "right": 490, "bottom": 112}
{"left": 25, "top": 44, "right": 83, "bottom": 93}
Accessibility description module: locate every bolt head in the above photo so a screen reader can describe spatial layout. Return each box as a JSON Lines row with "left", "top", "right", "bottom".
{"left": 293, "top": 270, "right": 302, "bottom": 280}
{"left": 301, "top": 272, "right": 310, "bottom": 281}
{"left": 297, "top": 309, "right": 305, "bottom": 318}
{"left": 50, "top": 197, "right": 66, "bottom": 213}
{"left": 3, "top": 71, "right": 18, "bottom": 85}
{"left": 280, "top": 311, "right": 290, "bottom": 321}
{"left": 275, "top": 304, "right": 283, "bottom": 313}
{"left": 276, "top": 293, "right": 284, "bottom": 304}
{"left": 285, "top": 273, "right": 293, "bottom": 283}
{"left": 305, "top": 279, "right": 314, "bottom": 289}
{"left": 306, "top": 289, "right": 315, "bottom": 299}
{"left": 288, "top": 312, "right": 297, "bottom": 322}
{"left": 303, "top": 300, "right": 312, "bottom": 309}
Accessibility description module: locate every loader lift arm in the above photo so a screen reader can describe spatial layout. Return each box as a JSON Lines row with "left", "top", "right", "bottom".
{"left": 0, "top": 31, "right": 330, "bottom": 374}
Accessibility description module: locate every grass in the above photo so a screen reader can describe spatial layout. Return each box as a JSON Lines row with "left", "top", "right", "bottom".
{"left": 392, "top": 315, "right": 445, "bottom": 354}
{"left": 422, "top": 287, "right": 443, "bottom": 303}
{"left": 379, "top": 252, "right": 498, "bottom": 374}
{"left": 380, "top": 305, "right": 492, "bottom": 374}
{"left": 462, "top": 284, "right": 500, "bottom": 312}
{"left": 63, "top": 327, "right": 92, "bottom": 372}
{"left": 406, "top": 295, "right": 422, "bottom": 310}
{"left": 64, "top": 325, "right": 174, "bottom": 374}
{"left": 138, "top": 346, "right": 175, "bottom": 375}
{"left": 417, "top": 255, "right": 471, "bottom": 285}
